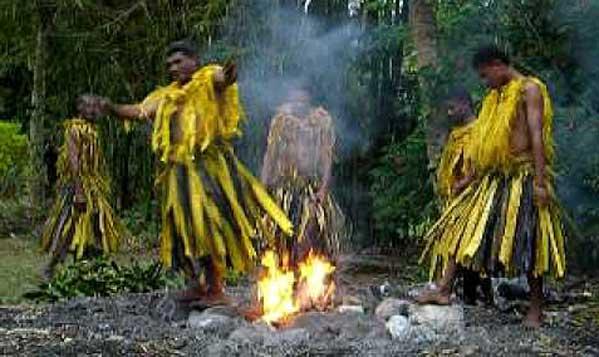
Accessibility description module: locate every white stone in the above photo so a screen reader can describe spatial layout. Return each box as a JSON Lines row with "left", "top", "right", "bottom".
{"left": 375, "top": 298, "right": 410, "bottom": 321}
{"left": 187, "top": 310, "right": 238, "bottom": 338}
{"left": 407, "top": 304, "right": 464, "bottom": 342}
{"left": 385, "top": 315, "right": 411, "bottom": 341}
{"left": 337, "top": 305, "right": 365, "bottom": 314}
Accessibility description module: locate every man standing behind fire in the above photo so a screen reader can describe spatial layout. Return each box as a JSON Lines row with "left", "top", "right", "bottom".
{"left": 260, "top": 84, "right": 346, "bottom": 267}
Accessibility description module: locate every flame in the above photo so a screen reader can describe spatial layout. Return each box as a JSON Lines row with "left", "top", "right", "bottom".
{"left": 257, "top": 250, "right": 299, "bottom": 324}
{"left": 297, "top": 251, "right": 336, "bottom": 310}
{"left": 257, "top": 249, "right": 336, "bottom": 324}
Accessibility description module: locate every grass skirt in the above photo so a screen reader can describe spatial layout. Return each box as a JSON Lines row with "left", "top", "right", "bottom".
{"left": 263, "top": 175, "right": 347, "bottom": 266}
{"left": 422, "top": 165, "right": 566, "bottom": 280}
{"left": 157, "top": 144, "right": 292, "bottom": 275}
{"left": 41, "top": 183, "right": 125, "bottom": 260}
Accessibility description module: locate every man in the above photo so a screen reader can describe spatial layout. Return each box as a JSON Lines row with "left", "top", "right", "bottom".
{"left": 436, "top": 87, "right": 477, "bottom": 205}
{"left": 91, "top": 40, "right": 293, "bottom": 303}
{"left": 433, "top": 88, "right": 492, "bottom": 306}
{"left": 418, "top": 46, "right": 567, "bottom": 328}
{"left": 41, "top": 95, "right": 128, "bottom": 279}
{"left": 260, "top": 85, "right": 345, "bottom": 266}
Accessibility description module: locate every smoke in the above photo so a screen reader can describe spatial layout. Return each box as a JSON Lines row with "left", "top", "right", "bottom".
{"left": 208, "top": 1, "right": 365, "bottom": 169}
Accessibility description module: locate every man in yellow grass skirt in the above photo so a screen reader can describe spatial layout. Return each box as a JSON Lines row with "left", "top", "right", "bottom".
{"left": 435, "top": 87, "right": 492, "bottom": 305}
{"left": 92, "top": 40, "right": 293, "bottom": 303}
{"left": 260, "top": 86, "right": 346, "bottom": 267}
{"left": 41, "top": 95, "right": 129, "bottom": 279}
{"left": 417, "top": 46, "right": 567, "bottom": 328}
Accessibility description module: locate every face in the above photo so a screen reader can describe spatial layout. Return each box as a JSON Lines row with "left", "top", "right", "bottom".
{"left": 446, "top": 100, "right": 469, "bottom": 123}
{"left": 286, "top": 89, "right": 311, "bottom": 116}
{"left": 77, "top": 96, "right": 98, "bottom": 120}
{"left": 166, "top": 51, "right": 198, "bottom": 84}
{"left": 477, "top": 60, "right": 508, "bottom": 89}
{"left": 287, "top": 89, "right": 310, "bottom": 106}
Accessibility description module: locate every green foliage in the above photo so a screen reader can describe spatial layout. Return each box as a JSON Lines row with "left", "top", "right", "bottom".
{"left": 120, "top": 201, "right": 160, "bottom": 254}
{"left": 369, "top": 128, "right": 435, "bottom": 246}
{"left": 0, "top": 121, "right": 28, "bottom": 196}
{"left": 224, "top": 269, "right": 243, "bottom": 286}
{"left": 25, "top": 257, "right": 182, "bottom": 302}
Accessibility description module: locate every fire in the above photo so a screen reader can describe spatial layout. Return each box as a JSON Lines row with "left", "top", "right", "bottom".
{"left": 257, "top": 249, "right": 336, "bottom": 324}
{"left": 257, "top": 250, "right": 299, "bottom": 324}
{"left": 297, "top": 251, "right": 336, "bottom": 310}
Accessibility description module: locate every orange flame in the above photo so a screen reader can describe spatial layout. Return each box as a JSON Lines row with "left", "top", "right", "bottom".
{"left": 257, "top": 251, "right": 299, "bottom": 324}
{"left": 257, "top": 249, "right": 336, "bottom": 324}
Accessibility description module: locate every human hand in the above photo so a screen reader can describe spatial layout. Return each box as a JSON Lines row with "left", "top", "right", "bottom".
{"left": 533, "top": 182, "right": 549, "bottom": 207}
{"left": 74, "top": 187, "right": 87, "bottom": 212}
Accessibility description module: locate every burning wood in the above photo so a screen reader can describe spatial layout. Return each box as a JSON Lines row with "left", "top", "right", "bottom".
{"left": 257, "top": 249, "right": 336, "bottom": 325}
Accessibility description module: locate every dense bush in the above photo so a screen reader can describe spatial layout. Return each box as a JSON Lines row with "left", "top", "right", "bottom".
{"left": 369, "top": 128, "right": 436, "bottom": 247}
{"left": 25, "top": 257, "right": 183, "bottom": 302}
{"left": 0, "top": 121, "right": 27, "bottom": 197}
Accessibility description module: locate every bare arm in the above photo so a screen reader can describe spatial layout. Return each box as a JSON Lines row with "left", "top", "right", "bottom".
{"left": 108, "top": 101, "right": 157, "bottom": 121}
{"left": 317, "top": 112, "right": 334, "bottom": 199}
{"left": 452, "top": 166, "right": 474, "bottom": 195}
{"left": 261, "top": 115, "right": 283, "bottom": 186}
{"left": 524, "top": 81, "right": 549, "bottom": 205}
{"left": 92, "top": 96, "right": 156, "bottom": 122}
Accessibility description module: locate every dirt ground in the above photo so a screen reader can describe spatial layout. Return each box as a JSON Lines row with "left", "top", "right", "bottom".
{"left": 1, "top": 268, "right": 598, "bottom": 357}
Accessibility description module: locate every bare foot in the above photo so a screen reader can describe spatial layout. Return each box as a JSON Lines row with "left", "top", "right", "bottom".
{"left": 523, "top": 306, "right": 543, "bottom": 328}
{"left": 238, "top": 305, "right": 262, "bottom": 321}
{"left": 174, "top": 286, "right": 208, "bottom": 303}
{"left": 202, "top": 291, "right": 233, "bottom": 306}
{"left": 414, "top": 287, "right": 451, "bottom": 305}
{"left": 41, "top": 264, "right": 55, "bottom": 283}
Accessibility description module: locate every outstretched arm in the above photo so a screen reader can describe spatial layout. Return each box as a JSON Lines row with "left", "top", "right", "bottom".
{"left": 524, "top": 81, "right": 548, "bottom": 206}
{"left": 105, "top": 99, "right": 157, "bottom": 122}
{"left": 89, "top": 96, "right": 156, "bottom": 122}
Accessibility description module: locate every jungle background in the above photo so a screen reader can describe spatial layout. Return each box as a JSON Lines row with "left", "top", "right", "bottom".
{"left": 0, "top": 0, "right": 598, "bottom": 304}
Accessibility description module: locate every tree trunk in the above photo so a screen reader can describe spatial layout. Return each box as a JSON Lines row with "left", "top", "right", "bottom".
{"left": 409, "top": 0, "right": 445, "bottom": 172}
{"left": 30, "top": 1, "right": 54, "bottom": 205}
{"left": 409, "top": 0, "right": 438, "bottom": 69}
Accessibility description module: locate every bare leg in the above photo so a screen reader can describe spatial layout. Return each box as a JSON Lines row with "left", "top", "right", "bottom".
{"left": 174, "top": 256, "right": 208, "bottom": 302}
{"left": 524, "top": 273, "right": 543, "bottom": 328}
{"left": 415, "top": 258, "right": 457, "bottom": 305}
{"left": 42, "top": 257, "right": 59, "bottom": 282}
{"left": 462, "top": 268, "right": 480, "bottom": 305}
{"left": 205, "top": 258, "right": 231, "bottom": 305}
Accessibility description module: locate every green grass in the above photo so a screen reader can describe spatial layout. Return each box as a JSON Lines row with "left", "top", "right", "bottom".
{"left": 0, "top": 236, "right": 46, "bottom": 304}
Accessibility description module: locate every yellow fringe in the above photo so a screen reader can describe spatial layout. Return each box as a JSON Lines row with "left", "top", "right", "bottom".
{"left": 436, "top": 122, "right": 474, "bottom": 202}
{"left": 146, "top": 65, "right": 243, "bottom": 163}
{"left": 468, "top": 77, "right": 554, "bottom": 175}
{"left": 42, "top": 118, "right": 125, "bottom": 258}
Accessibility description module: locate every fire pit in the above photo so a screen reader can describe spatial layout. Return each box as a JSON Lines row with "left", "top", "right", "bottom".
{"left": 256, "top": 249, "right": 336, "bottom": 325}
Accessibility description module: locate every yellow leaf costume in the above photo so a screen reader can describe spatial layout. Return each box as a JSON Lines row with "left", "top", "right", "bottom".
{"left": 261, "top": 106, "right": 348, "bottom": 265}
{"left": 139, "top": 65, "right": 293, "bottom": 275}
{"left": 421, "top": 77, "right": 567, "bottom": 280}
{"left": 41, "top": 119, "right": 127, "bottom": 259}
{"left": 436, "top": 121, "right": 475, "bottom": 205}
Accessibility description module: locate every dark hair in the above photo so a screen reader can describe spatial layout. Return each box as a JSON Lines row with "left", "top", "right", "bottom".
{"left": 166, "top": 39, "right": 198, "bottom": 58}
{"left": 444, "top": 86, "right": 472, "bottom": 108}
{"left": 472, "top": 45, "right": 510, "bottom": 68}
